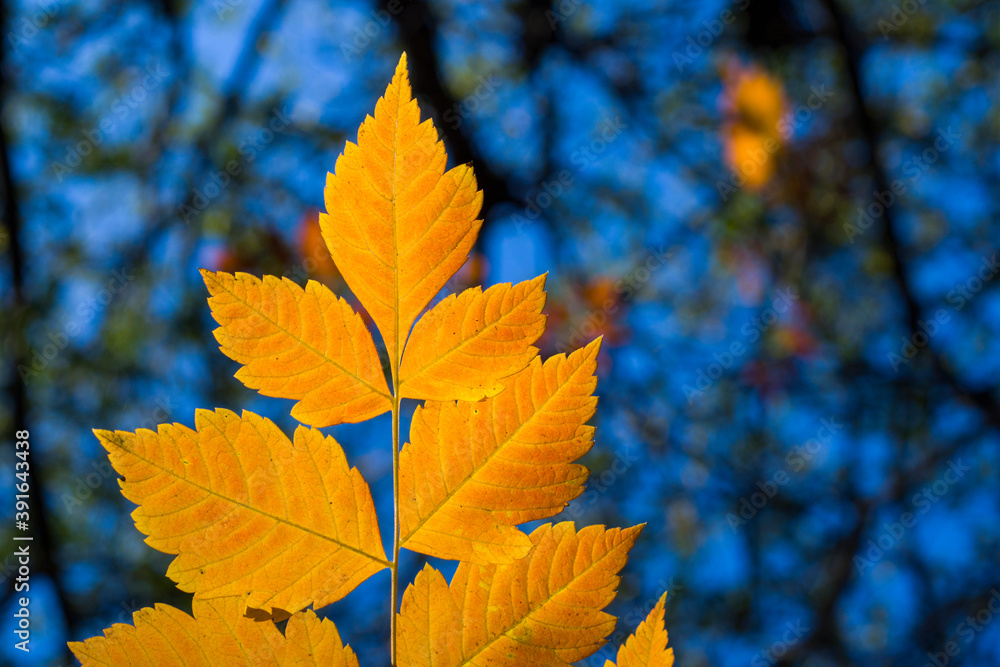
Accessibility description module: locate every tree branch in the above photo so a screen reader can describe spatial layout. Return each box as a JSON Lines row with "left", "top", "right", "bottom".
{"left": 820, "top": 0, "right": 1000, "bottom": 429}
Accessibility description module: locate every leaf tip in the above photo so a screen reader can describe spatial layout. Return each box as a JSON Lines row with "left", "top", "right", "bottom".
{"left": 585, "top": 335, "right": 604, "bottom": 356}
{"left": 393, "top": 52, "right": 411, "bottom": 86}
{"left": 625, "top": 522, "right": 646, "bottom": 541}
{"left": 200, "top": 267, "right": 221, "bottom": 292}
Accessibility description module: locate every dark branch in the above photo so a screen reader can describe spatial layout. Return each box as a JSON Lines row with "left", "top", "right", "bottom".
{"left": 820, "top": 0, "right": 1000, "bottom": 430}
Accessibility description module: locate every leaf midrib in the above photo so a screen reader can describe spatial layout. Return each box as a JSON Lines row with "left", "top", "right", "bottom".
{"left": 110, "top": 438, "right": 391, "bottom": 568}
{"left": 212, "top": 276, "right": 391, "bottom": 401}
{"left": 457, "top": 529, "right": 630, "bottom": 666}
{"left": 399, "top": 283, "right": 541, "bottom": 385}
{"left": 401, "top": 356, "right": 591, "bottom": 545}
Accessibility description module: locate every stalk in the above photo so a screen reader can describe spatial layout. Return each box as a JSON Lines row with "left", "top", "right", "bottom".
{"left": 390, "top": 365, "right": 401, "bottom": 665}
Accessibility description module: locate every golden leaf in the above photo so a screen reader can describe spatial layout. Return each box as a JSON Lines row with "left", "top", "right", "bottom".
{"left": 399, "top": 275, "right": 547, "bottom": 401}
{"left": 78, "top": 54, "right": 664, "bottom": 667}
{"left": 320, "top": 53, "right": 483, "bottom": 366}
{"left": 95, "top": 409, "right": 388, "bottom": 617}
{"left": 604, "top": 593, "right": 674, "bottom": 667}
{"left": 399, "top": 338, "right": 602, "bottom": 564}
{"left": 397, "top": 522, "right": 644, "bottom": 666}
{"left": 721, "top": 61, "right": 786, "bottom": 191}
{"left": 202, "top": 270, "right": 391, "bottom": 426}
{"left": 69, "top": 597, "right": 358, "bottom": 666}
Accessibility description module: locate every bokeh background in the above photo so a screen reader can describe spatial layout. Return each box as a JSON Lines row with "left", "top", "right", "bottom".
{"left": 2, "top": 0, "right": 1000, "bottom": 664}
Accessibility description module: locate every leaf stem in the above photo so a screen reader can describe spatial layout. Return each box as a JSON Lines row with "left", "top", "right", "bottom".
{"left": 390, "top": 371, "right": 401, "bottom": 666}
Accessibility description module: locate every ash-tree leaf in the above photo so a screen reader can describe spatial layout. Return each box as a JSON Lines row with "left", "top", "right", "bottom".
{"left": 321, "top": 53, "right": 483, "bottom": 366}
{"left": 399, "top": 339, "right": 602, "bottom": 564}
{"left": 69, "top": 597, "right": 359, "bottom": 666}
{"left": 399, "top": 275, "right": 547, "bottom": 401}
{"left": 604, "top": 593, "right": 674, "bottom": 667}
{"left": 397, "top": 522, "right": 644, "bottom": 666}
{"left": 202, "top": 270, "right": 391, "bottom": 427}
{"left": 96, "top": 409, "right": 388, "bottom": 618}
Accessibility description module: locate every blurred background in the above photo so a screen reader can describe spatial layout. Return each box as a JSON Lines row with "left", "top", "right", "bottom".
{"left": 2, "top": 0, "right": 999, "bottom": 664}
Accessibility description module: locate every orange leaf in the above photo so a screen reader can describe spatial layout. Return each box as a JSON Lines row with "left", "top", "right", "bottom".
{"left": 399, "top": 275, "right": 547, "bottom": 401}
{"left": 202, "top": 270, "right": 391, "bottom": 426}
{"left": 604, "top": 593, "right": 674, "bottom": 667}
{"left": 95, "top": 409, "right": 388, "bottom": 617}
{"left": 320, "top": 53, "right": 483, "bottom": 366}
{"left": 397, "top": 522, "right": 644, "bottom": 666}
{"left": 399, "top": 338, "right": 602, "bottom": 564}
{"left": 69, "top": 597, "right": 358, "bottom": 666}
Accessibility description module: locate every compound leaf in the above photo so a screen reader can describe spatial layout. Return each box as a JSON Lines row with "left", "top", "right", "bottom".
{"left": 202, "top": 270, "right": 391, "bottom": 427}
{"left": 69, "top": 597, "right": 358, "bottom": 666}
{"left": 95, "top": 409, "right": 388, "bottom": 618}
{"left": 75, "top": 54, "right": 664, "bottom": 667}
{"left": 397, "top": 522, "right": 644, "bottom": 666}
{"left": 399, "top": 338, "right": 602, "bottom": 564}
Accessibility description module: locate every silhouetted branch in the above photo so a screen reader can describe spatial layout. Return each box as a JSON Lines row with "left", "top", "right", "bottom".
{"left": 820, "top": 0, "right": 1000, "bottom": 430}
{"left": 0, "top": 4, "right": 80, "bottom": 656}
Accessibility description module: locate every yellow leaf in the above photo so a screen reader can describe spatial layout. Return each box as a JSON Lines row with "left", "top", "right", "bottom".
{"left": 321, "top": 52, "right": 483, "bottom": 366}
{"left": 399, "top": 338, "right": 602, "bottom": 564}
{"left": 399, "top": 274, "right": 547, "bottom": 401}
{"left": 95, "top": 409, "right": 388, "bottom": 617}
{"left": 69, "top": 597, "right": 358, "bottom": 666}
{"left": 397, "top": 522, "right": 644, "bottom": 666}
{"left": 721, "top": 61, "right": 786, "bottom": 191}
{"left": 76, "top": 54, "right": 662, "bottom": 666}
{"left": 604, "top": 593, "right": 674, "bottom": 667}
{"left": 202, "top": 270, "right": 391, "bottom": 427}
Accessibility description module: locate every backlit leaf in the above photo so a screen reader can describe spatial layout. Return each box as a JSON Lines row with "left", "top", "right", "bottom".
{"left": 399, "top": 275, "right": 547, "bottom": 401}
{"left": 95, "top": 409, "right": 388, "bottom": 617}
{"left": 399, "top": 338, "right": 602, "bottom": 564}
{"left": 604, "top": 593, "right": 674, "bottom": 667}
{"left": 69, "top": 597, "right": 358, "bottom": 666}
{"left": 397, "top": 522, "right": 644, "bottom": 666}
{"left": 202, "top": 270, "right": 391, "bottom": 426}
{"left": 320, "top": 53, "right": 483, "bottom": 365}
{"left": 77, "top": 54, "right": 663, "bottom": 666}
